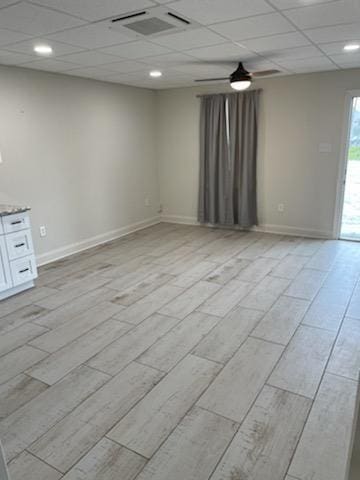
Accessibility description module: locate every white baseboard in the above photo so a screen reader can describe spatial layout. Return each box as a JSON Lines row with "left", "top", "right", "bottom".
{"left": 160, "top": 214, "right": 332, "bottom": 239}
{"left": 161, "top": 214, "right": 199, "bottom": 225}
{"left": 36, "top": 216, "right": 161, "bottom": 266}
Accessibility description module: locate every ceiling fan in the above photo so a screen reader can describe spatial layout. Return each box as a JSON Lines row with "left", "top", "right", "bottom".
{"left": 195, "top": 62, "right": 280, "bottom": 91}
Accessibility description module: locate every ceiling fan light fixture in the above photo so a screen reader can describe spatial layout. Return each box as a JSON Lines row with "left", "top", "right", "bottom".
{"left": 230, "top": 79, "right": 252, "bottom": 91}
{"left": 230, "top": 62, "right": 252, "bottom": 91}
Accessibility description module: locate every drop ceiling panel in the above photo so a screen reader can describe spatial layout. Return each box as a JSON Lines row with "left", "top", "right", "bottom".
{"left": 268, "top": 0, "right": 341, "bottom": 9}
{"left": 275, "top": 55, "right": 336, "bottom": 70}
{"left": 63, "top": 66, "right": 120, "bottom": 78}
{"left": 30, "top": 0, "right": 156, "bottom": 22}
{"left": 0, "top": 27, "right": 31, "bottom": 47}
{"left": 59, "top": 50, "right": 121, "bottom": 66}
{"left": 151, "top": 28, "right": 227, "bottom": 50}
{"left": 283, "top": 1, "right": 360, "bottom": 30}
{"left": 210, "top": 13, "right": 295, "bottom": 41}
{"left": 330, "top": 52, "right": 360, "bottom": 67}
{"left": 0, "top": 2, "right": 85, "bottom": 35}
{"left": 245, "top": 59, "right": 284, "bottom": 74}
{"left": 271, "top": 45, "right": 324, "bottom": 60}
{"left": 47, "top": 23, "right": 135, "bottom": 49}
{"left": 99, "top": 40, "right": 172, "bottom": 59}
{"left": 0, "top": 0, "right": 24, "bottom": 7}
{"left": 21, "top": 58, "right": 77, "bottom": 71}
{"left": 185, "top": 43, "right": 254, "bottom": 62}
{"left": 139, "top": 52, "right": 197, "bottom": 66}
{"left": 167, "top": 0, "right": 274, "bottom": 25}
{"left": 305, "top": 23, "right": 360, "bottom": 43}
{"left": 96, "top": 60, "right": 147, "bottom": 73}
{"left": 5, "top": 38, "right": 84, "bottom": 56}
{"left": 320, "top": 41, "right": 360, "bottom": 55}
{"left": 172, "top": 62, "right": 232, "bottom": 78}
{"left": 240, "top": 32, "right": 311, "bottom": 53}
{"left": 0, "top": 49, "right": 37, "bottom": 65}
{"left": 100, "top": 69, "right": 192, "bottom": 89}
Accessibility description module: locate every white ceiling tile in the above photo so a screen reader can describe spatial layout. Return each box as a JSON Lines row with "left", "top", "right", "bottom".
{"left": 210, "top": 13, "right": 295, "bottom": 41}
{"left": 59, "top": 50, "right": 121, "bottom": 66}
{"left": 4, "top": 38, "right": 84, "bottom": 56}
{"left": 330, "top": 52, "right": 360, "bottom": 67}
{"left": 242, "top": 58, "right": 283, "bottom": 72}
{"left": 0, "top": 49, "right": 34, "bottom": 64}
{"left": 47, "top": 23, "right": 135, "bottom": 49}
{"left": 268, "top": 0, "right": 341, "bottom": 9}
{"left": 283, "top": 0, "right": 360, "bottom": 30}
{"left": 270, "top": 45, "right": 324, "bottom": 60}
{"left": 0, "top": 0, "right": 23, "bottom": 7}
{"left": 289, "top": 64, "right": 339, "bottom": 73}
{"left": 104, "top": 70, "right": 192, "bottom": 89}
{"left": 172, "top": 62, "right": 231, "bottom": 78}
{"left": 320, "top": 41, "right": 360, "bottom": 54}
{"left": 167, "top": 0, "right": 273, "bottom": 25}
{"left": 139, "top": 52, "right": 196, "bottom": 66}
{"left": 99, "top": 40, "right": 172, "bottom": 58}
{"left": 0, "top": 2, "right": 85, "bottom": 35}
{"left": 305, "top": 23, "right": 360, "bottom": 43}
{"left": 30, "top": 0, "right": 155, "bottom": 21}
{"left": 151, "top": 27, "right": 226, "bottom": 50}
{"left": 97, "top": 60, "right": 147, "bottom": 73}
{"left": 0, "top": 27, "right": 31, "bottom": 47}
{"left": 274, "top": 55, "right": 336, "bottom": 70}
{"left": 63, "top": 66, "right": 120, "bottom": 77}
{"left": 21, "top": 58, "right": 77, "bottom": 72}
{"left": 240, "top": 32, "right": 311, "bottom": 53}
{"left": 185, "top": 43, "right": 254, "bottom": 61}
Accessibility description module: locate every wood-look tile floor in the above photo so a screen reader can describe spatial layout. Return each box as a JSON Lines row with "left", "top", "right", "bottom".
{"left": 0, "top": 223, "right": 359, "bottom": 480}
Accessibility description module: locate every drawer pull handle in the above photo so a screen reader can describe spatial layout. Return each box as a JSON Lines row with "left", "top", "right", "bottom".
{"left": 19, "top": 267, "right": 30, "bottom": 273}
{"left": 11, "top": 220, "right": 22, "bottom": 225}
{"left": 15, "top": 243, "right": 25, "bottom": 248}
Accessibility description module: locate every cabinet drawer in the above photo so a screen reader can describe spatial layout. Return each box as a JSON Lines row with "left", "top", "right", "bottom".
{"left": 10, "top": 255, "right": 37, "bottom": 287}
{"left": 2, "top": 213, "right": 30, "bottom": 234}
{"left": 5, "top": 229, "right": 34, "bottom": 260}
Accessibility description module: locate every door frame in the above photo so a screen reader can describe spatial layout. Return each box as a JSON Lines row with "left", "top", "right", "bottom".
{"left": 333, "top": 90, "right": 360, "bottom": 239}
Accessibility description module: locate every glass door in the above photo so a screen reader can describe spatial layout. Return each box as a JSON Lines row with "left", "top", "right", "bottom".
{"left": 340, "top": 97, "right": 360, "bottom": 240}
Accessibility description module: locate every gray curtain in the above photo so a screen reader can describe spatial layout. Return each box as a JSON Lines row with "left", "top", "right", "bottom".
{"left": 198, "top": 90, "right": 260, "bottom": 227}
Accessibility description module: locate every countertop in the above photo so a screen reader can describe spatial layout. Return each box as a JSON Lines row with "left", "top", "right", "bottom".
{"left": 0, "top": 204, "right": 30, "bottom": 217}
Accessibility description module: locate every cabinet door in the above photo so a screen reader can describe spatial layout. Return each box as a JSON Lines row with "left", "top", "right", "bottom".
{"left": 0, "top": 236, "right": 12, "bottom": 293}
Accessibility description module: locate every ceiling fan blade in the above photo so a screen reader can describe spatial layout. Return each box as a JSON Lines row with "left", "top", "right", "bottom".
{"left": 252, "top": 69, "right": 280, "bottom": 77}
{"left": 195, "top": 77, "right": 229, "bottom": 82}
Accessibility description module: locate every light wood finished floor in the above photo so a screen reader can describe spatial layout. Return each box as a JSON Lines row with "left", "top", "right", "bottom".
{"left": 0, "top": 223, "right": 359, "bottom": 480}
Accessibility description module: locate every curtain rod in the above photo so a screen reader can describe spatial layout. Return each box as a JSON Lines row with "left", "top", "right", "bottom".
{"left": 196, "top": 88, "right": 262, "bottom": 98}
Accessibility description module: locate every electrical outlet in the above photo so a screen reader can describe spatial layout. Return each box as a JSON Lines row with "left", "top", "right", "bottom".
{"left": 39, "top": 225, "right": 47, "bottom": 237}
{"left": 278, "top": 203, "right": 285, "bottom": 213}
{"left": 145, "top": 198, "right": 151, "bottom": 207}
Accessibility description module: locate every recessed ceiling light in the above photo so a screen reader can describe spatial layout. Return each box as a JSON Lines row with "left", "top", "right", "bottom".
{"left": 34, "top": 44, "right": 53, "bottom": 55}
{"left": 344, "top": 43, "right": 360, "bottom": 52}
{"left": 149, "top": 70, "right": 162, "bottom": 78}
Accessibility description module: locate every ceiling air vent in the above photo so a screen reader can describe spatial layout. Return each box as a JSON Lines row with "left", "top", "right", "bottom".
{"left": 109, "top": 6, "right": 199, "bottom": 38}
{"left": 122, "top": 17, "right": 176, "bottom": 35}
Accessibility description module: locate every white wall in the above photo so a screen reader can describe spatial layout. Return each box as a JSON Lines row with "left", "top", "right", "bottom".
{"left": 156, "top": 68, "right": 360, "bottom": 238}
{"left": 1, "top": 65, "right": 359, "bottom": 266}
{"left": 0, "top": 65, "right": 160, "bottom": 263}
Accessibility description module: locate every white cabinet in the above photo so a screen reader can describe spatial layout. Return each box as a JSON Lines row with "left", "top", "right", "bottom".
{"left": 5, "top": 229, "right": 34, "bottom": 260}
{"left": 0, "top": 210, "right": 37, "bottom": 300}
{"left": 0, "top": 236, "right": 12, "bottom": 293}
